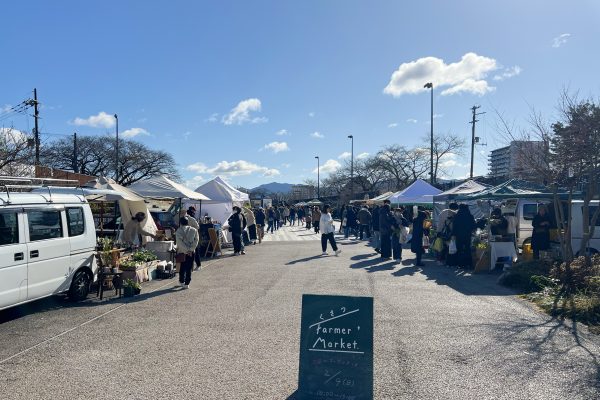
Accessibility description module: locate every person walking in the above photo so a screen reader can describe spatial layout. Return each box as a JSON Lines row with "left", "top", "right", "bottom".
{"left": 411, "top": 210, "right": 427, "bottom": 267}
{"left": 320, "top": 204, "right": 341, "bottom": 256}
{"left": 274, "top": 207, "right": 281, "bottom": 231}
{"left": 372, "top": 205, "right": 381, "bottom": 253}
{"left": 255, "top": 207, "right": 266, "bottom": 243}
{"left": 244, "top": 206, "right": 258, "bottom": 245}
{"left": 339, "top": 205, "right": 346, "bottom": 234}
{"left": 358, "top": 205, "right": 372, "bottom": 240}
{"left": 290, "top": 207, "right": 296, "bottom": 226}
{"left": 313, "top": 206, "right": 321, "bottom": 234}
{"left": 532, "top": 204, "right": 552, "bottom": 259}
{"left": 379, "top": 202, "right": 394, "bottom": 259}
{"left": 175, "top": 216, "right": 199, "bottom": 289}
{"left": 283, "top": 206, "right": 290, "bottom": 225}
{"left": 436, "top": 202, "right": 458, "bottom": 266}
{"left": 181, "top": 206, "right": 202, "bottom": 270}
{"left": 297, "top": 206, "right": 304, "bottom": 225}
{"left": 267, "top": 206, "right": 275, "bottom": 234}
{"left": 228, "top": 206, "right": 247, "bottom": 255}
{"left": 452, "top": 204, "right": 476, "bottom": 269}
{"left": 305, "top": 207, "right": 312, "bottom": 230}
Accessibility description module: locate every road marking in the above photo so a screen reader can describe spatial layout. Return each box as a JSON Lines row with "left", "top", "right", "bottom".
{"left": 0, "top": 259, "right": 223, "bottom": 365}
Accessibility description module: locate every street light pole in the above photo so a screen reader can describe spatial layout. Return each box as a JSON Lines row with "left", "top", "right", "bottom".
{"left": 114, "top": 114, "right": 119, "bottom": 182}
{"left": 315, "top": 156, "right": 320, "bottom": 199}
{"left": 348, "top": 135, "right": 354, "bottom": 200}
{"left": 424, "top": 82, "right": 434, "bottom": 185}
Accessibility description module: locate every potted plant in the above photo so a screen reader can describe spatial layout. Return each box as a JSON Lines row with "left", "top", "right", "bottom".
{"left": 98, "top": 238, "right": 116, "bottom": 273}
{"left": 123, "top": 279, "right": 142, "bottom": 297}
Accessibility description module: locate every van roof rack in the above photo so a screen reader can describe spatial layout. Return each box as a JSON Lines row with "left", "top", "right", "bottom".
{"left": 0, "top": 183, "right": 87, "bottom": 205}
{"left": 0, "top": 176, "right": 79, "bottom": 186}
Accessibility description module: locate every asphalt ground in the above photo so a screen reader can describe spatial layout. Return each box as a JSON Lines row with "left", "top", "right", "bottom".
{"left": 1, "top": 225, "right": 599, "bottom": 399}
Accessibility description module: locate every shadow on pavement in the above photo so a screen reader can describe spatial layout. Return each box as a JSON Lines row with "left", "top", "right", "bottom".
{"left": 350, "top": 257, "right": 387, "bottom": 269}
{"left": 286, "top": 255, "right": 324, "bottom": 265}
{"left": 365, "top": 261, "right": 397, "bottom": 273}
{"left": 112, "top": 286, "right": 179, "bottom": 304}
{"left": 285, "top": 390, "right": 298, "bottom": 399}
{"left": 350, "top": 253, "right": 377, "bottom": 261}
{"left": 392, "top": 265, "right": 421, "bottom": 277}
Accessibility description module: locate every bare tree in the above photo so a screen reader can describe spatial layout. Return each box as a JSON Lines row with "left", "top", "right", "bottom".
{"left": 0, "top": 127, "right": 34, "bottom": 174}
{"left": 425, "top": 133, "right": 466, "bottom": 183}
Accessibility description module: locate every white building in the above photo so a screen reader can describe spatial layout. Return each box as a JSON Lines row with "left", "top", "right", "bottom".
{"left": 488, "top": 141, "right": 548, "bottom": 181}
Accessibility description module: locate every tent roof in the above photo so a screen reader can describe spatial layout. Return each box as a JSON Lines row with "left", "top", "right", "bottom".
{"left": 367, "top": 191, "right": 394, "bottom": 204}
{"left": 389, "top": 179, "right": 442, "bottom": 204}
{"left": 465, "top": 179, "right": 549, "bottom": 200}
{"left": 434, "top": 180, "right": 489, "bottom": 200}
{"left": 306, "top": 199, "right": 323, "bottom": 205}
{"left": 129, "top": 176, "right": 210, "bottom": 201}
{"left": 84, "top": 176, "right": 145, "bottom": 202}
{"left": 194, "top": 176, "right": 249, "bottom": 204}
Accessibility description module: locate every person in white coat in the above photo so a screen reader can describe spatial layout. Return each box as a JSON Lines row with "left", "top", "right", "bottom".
{"left": 175, "top": 217, "right": 199, "bottom": 289}
{"left": 320, "top": 204, "right": 341, "bottom": 256}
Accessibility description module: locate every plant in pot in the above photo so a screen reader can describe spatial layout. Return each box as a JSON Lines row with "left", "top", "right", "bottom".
{"left": 119, "top": 259, "right": 139, "bottom": 271}
{"left": 98, "top": 238, "right": 115, "bottom": 273}
{"left": 123, "top": 279, "right": 142, "bottom": 297}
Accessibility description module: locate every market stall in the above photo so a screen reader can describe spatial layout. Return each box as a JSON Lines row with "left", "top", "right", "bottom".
{"left": 433, "top": 180, "right": 489, "bottom": 222}
{"left": 389, "top": 179, "right": 442, "bottom": 207}
{"left": 193, "top": 176, "right": 249, "bottom": 225}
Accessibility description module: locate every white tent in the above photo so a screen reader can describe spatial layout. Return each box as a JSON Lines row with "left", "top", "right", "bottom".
{"left": 432, "top": 180, "right": 489, "bottom": 222}
{"left": 367, "top": 191, "right": 394, "bottom": 205}
{"left": 388, "top": 179, "right": 442, "bottom": 205}
{"left": 193, "top": 176, "right": 249, "bottom": 225}
{"left": 129, "top": 175, "right": 210, "bottom": 201}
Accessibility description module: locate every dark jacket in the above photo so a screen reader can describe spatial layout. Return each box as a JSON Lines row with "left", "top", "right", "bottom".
{"left": 255, "top": 210, "right": 266, "bottom": 225}
{"left": 372, "top": 206, "right": 380, "bottom": 230}
{"left": 346, "top": 207, "right": 357, "bottom": 227}
{"left": 228, "top": 212, "right": 247, "bottom": 234}
{"left": 532, "top": 213, "right": 551, "bottom": 251}
{"left": 452, "top": 208, "right": 476, "bottom": 241}
{"left": 490, "top": 215, "right": 508, "bottom": 236}
{"left": 358, "top": 208, "right": 372, "bottom": 225}
{"left": 379, "top": 205, "right": 394, "bottom": 234}
{"left": 411, "top": 212, "right": 426, "bottom": 254}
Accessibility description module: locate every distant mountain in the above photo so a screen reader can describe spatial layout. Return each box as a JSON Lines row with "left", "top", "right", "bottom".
{"left": 251, "top": 182, "right": 294, "bottom": 194}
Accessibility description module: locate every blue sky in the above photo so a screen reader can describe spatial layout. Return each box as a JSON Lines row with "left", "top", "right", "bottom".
{"left": 2, "top": 1, "right": 599, "bottom": 189}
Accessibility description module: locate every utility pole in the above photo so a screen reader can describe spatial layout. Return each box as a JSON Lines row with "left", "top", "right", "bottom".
{"left": 33, "top": 88, "right": 40, "bottom": 165}
{"left": 114, "top": 114, "right": 119, "bottom": 182}
{"left": 469, "top": 105, "right": 485, "bottom": 179}
{"left": 73, "top": 132, "right": 79, "bottom": 173}
{"left": 348, "top": 135, "right": 354, "bottom": 200}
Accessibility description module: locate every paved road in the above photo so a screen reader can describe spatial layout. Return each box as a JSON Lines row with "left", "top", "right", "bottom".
{"left": 1, "top": 226, "right": 599, "bottom": 399}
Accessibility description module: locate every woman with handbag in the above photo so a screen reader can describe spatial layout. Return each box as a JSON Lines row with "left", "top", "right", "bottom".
{"left": 175, "top": 217, "right": 199, "bottom": 289}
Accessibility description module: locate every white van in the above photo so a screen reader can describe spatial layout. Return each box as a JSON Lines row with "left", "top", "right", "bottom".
{"left": 0, "top": 192, "right": 97, "bottom": 311}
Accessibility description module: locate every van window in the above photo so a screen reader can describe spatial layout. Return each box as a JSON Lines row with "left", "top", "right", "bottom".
{"left": 522, "top": 204, "right": 537, "bottom": 221}
{"left": 0, "top": 212, "right": 19, "bottom": 245}
{"left": 587, "top": 206, "right": 600, "bottom": 227}
{"left": 66, "top": 207, "right": 85, "bottom": 236}
{"left": 27, "top": 210, "right": 63, "bottom": 241}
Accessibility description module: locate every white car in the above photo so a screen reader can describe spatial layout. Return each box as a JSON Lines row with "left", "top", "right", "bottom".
{"left": 0, "top": 192, "right": 97, "bottom": 311}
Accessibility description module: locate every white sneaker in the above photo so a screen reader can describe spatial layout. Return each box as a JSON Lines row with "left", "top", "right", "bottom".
{"left": 177, "top": 282, "right": 184, "bottom": 287}
{"left": 184, "top": 284, "right": 190, "bottom": 289}
{"left": 321, "top": 252, "right": 328, "bottom": 256}
{"left": 335, "top": 250, "right": 342, "bottom": 256}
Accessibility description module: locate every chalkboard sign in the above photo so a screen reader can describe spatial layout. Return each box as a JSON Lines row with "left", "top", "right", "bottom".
{"left": 297, "top": 294, "right": 374, "bottom": 400}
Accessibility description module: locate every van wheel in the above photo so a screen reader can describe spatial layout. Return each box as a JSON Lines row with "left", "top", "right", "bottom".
{"left": 69, "top": 270, "right": 91, "bottom": 301}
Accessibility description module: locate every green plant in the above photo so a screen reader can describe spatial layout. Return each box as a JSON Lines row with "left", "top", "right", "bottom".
{"left": 119, "top": 260, "right": 139, "bottom": 271}
{"left": 99, "top": 237, "right": 113, "bottom": 252}
{"left": 123, "top": 278, "right": 141, "bottom": 290}
{"left": 132, "top": 249, "right": 158, "bottom": 262}
{"left": 550, "top": 255, "right": 600, "bottom": 292}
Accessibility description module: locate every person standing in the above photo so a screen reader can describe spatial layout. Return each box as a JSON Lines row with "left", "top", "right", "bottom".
{"left": 320, "top": 204, "right": 341, "bottom": 256}
{"left": 392, "top": 208, "right": 409, "bottom": 263}
{"left": 184, "top": 206, "right": 202, "bottom": 270}
{"left": 411, "top": 210, "right": 427, "bottom": 267}
{"left": 379, "top": 202, "right": 393, "bottom": 259}
{"left": 372, "top": 205, "right": 381, "bottom": 253}
{"left": 452, "top": 204, "right": 476, "bottom": 269}
{"left": 267, "top": 206, "right": 275, "bottom": 234}
{"left": 313, "top": 206, "right": 321, "bottom": 234}
{"left": 532, "top": 204, "right": 552, "bottom": 259}
{"left": 290, "top": 207, "right": 296, "bottom": 226}
{"left": 436, "top": 202, "right": 458, "bottom": 265}
{"left": 358, "top": 205, "right": 372, "bottom": 240}
{"left": 123, "top": 212, "right": 157, "bottom": 245}
{"left": 244, "top": 206, "right": 257, "bottom": 245}
{"left": 228, "top": 206, "right": 247, "bottom": 255}
{"left": 339, "top": 205, "right": 346, "bottom": 234}
{"left": 175, "top": 216, "right": 199, "bottom": 289}
{"left": 305, "top": 207, "right": 312, "bottom": 230}
{"left": 297, "top": 206, "right": 304, "bottom": 225}
{"left": 344, "top": 205, "right": 357, "bottom": 239}
{"left": 255, "top": 207, "right": 266, "bottom": 243}
{"left": 274, "top": 207, "right": 281, "bottom": 231}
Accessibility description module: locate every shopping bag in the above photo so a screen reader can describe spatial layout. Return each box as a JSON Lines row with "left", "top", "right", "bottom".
{"left": 432, "top": 237, "right": 444, "bottom": 252}
{"left": 399, "top": 226, "right": 410, "bottom": 244}
{"left": 448, "top": 239, "right": 457, "bottom": 255}
{"left": 422, "top": 235, "right": 430, "bottom": 249}
{"left": 342, "top": 217, "right": 347, "bottom": 227}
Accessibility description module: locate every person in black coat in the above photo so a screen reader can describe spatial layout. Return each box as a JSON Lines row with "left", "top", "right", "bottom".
{"left": 451, "top": 204, "right": 476, "bottom": 268}
{"left": 532, "top": 204, "right": 551, "bottom": 259}
{"left": 372, "top": 205, "right": 381, "bottom": 252}
{"left": 411, "top": 210, "right": 427, "bottom": 266}
{"left": 228, "top": 206, "right": 247, "bottom": 255}
{"left": 255, "top": 208, "right": 266, "bottom": 243}
{"left": 379, "top": 203, "right": 394, "bottom": 259}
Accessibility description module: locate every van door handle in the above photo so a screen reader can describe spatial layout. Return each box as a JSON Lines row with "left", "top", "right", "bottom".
{"left": 30, "top": 250, "right": 39, "bottom": 258}
{"left": 14, "top": 252, "right": 24, "bottom": 261}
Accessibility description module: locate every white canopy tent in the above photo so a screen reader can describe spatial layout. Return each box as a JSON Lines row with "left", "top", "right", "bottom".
{"left": 433, "top": 180, "right": 490, "bottom": 221}
{"left": 367, "top": 191, "right": 394, "bottom": 205}
{"left": 129, "top": 175, "right": 210, "bottom": 201}
{"left": 193, "top": 176, "right": 249, "bottom": 225}
{"left": 388, "top": 179, "right": 442, "bottom": 206}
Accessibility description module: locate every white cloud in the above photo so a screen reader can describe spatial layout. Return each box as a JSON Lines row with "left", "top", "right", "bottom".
{"left": 263, "top": 141, "right": 290, "bottom": 153}
{"left": 338, "top": 152, "right": 351, "bottom": 159}
{"left": 275, "top": 129, "right": 290, "bottom": 136}
{"left": 121, "top": 127, "right": 150, "bottom": 138}
{"left": 356, "top": 152, "right": 370, "bottom": 160}
{"left": 0, "top": 127, "right": 28, "bottom": 145}
{"left": 310, "top": 131, "right": 324, "bottom": 139}
{"left": 186, "top": 160, "right": 280, "bottom": 177}
{"left": 71, "top": 111, "right": 115, "bottom": 128}
{"left": 222, "top": 98, "right": 267, "bottom": 125}
{"left": 493, "top": 66, "right": 522, "bottom": 81}
{"left": 388, "top": 123, "right": 398, "bottom": 128}
{"left": 406, "top": 118, "right": 418, "bottom": 124}
{"left": 281, "top": 163, "right": 291, "bottom": 168}
{"left": 308, "top": 112, "right": 315, "bottom": 117}
{"left": 383, "top": 52, "right": 498, "bottom": 97}
{"left": 313, "top": 159, "right": 341, "bottom": 174}
{"left": 185, "top": 175, "right": 206, "bottom": 188}
{"left": 206, "top": 113, "right": 219, "bottom": 123}
{"left": 552, "top": 33, "right": 571, "bottom": 48}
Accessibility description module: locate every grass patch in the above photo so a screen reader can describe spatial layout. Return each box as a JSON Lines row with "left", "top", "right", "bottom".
{"left": 501, "top": 257, "right": 600, "bottom": 333}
